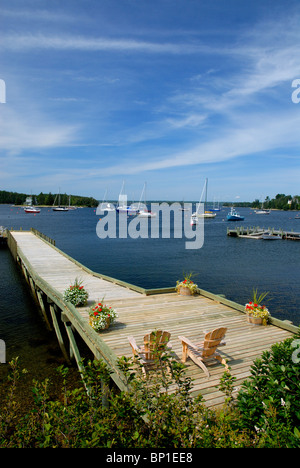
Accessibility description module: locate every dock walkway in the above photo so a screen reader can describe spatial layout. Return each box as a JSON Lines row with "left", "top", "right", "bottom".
{"left": 7, "top": 229, "right": 297, "bottom": 408}
{"left": 227, "top": 226, "right": 300, "bottom": 240}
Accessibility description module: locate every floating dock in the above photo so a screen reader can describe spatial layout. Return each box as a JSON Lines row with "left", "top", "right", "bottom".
{"left": 6, "top": 228, "right": 298, "bottom": 408}
{"left": 227, "top": 226, "right": 300, "bottom": 240}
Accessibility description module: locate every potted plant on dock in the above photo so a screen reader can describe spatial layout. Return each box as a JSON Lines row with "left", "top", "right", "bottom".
{"left": 63, "top": 278, "right": 89, "bottom": 307}
{"left": 89, "top": 300, "right": 118, "bottom": 332}
{"left": 176, "top": 272, "right": 198, "bottom": 296}
{"left": 245, "top": 289, "right": 270, "bottom": 325}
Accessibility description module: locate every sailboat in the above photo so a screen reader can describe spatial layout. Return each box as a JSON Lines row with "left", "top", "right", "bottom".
{"left": 116, "top": 181, "right": 136, "bottom": 214}
{"left": 191, "top": 178, "right": 216, "bottom": 224}
{"left": 53, "top": 190, "right": 69, "bottom": 211}
{"left": 137, "top": 182, "right": 156, "bottom": 217}
{"left": 99, "top": 189, "right": 115, "bottom": 212}
{"left": 207, "top": 198, "right": 221, "bottom": 212}
{"left": 68, "top": 195, "right": 77, "bottom": 210}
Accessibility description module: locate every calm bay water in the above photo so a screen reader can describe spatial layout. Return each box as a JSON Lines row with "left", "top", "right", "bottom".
{"left": 0, "top": 203, "right": 299, "bottom": 378}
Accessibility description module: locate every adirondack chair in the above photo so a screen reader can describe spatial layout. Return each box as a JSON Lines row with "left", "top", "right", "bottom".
{"left": 128, "top": 330, "right": 172, "bottom": 375}
{"left": 178, "top": 327, "right": 228, "bottom": 378}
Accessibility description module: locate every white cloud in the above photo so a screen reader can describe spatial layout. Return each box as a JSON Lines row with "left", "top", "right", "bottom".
{"left": 1, "top": 33, "right": 212, "bottom": 55}
{"left": 0, "top": 106, "right": 78, "bottom": 154}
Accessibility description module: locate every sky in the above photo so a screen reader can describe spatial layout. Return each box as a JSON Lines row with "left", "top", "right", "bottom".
{"left": 1, "top": 0, "right": 300, "bottom": 202}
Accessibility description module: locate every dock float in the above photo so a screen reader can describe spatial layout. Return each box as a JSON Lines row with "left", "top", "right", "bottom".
{"left": 6, "top": 228, "right": 298, "bottom": 408}
{"left": 227, "top": 226, "right": 300, "bottom": 240}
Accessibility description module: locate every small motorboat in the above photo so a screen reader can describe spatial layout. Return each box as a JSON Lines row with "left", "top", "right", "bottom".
{"left": 254, "top": 209, "right": 270, "bottom": 215}
{"left": 24, "top": 206, "right": 41, "bottom": 213}
{"left": 261, "top": 232, "right": 281, "bottom": 240}
{"left": 138, "top": 209, "right": 156, "bottom": 217}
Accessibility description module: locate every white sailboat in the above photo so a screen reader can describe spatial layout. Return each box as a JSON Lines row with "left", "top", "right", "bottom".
{"left": 99, "top": 189, "right": 115, "bottom": 212}
{"left": 137, "top": 182, "right": 156, "bottom": 217}
{"left": 191, "top": 178, "right": 216, "bottom": 224}
{"left": 53, "top": 189, "right": 69, "bottom": 211}
{"left": 68, "top": 195, "right": 77, "bottom": 210}
{"left": 116, "top": 181, "right": 137, "bottom": 214}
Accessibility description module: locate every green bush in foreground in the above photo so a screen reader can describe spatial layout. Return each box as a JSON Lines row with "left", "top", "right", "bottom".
{"left": 0, "top": 335, "right": 299, "bottom": 448}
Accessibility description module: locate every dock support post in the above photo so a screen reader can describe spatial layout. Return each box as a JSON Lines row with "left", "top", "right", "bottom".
{"left": 36, "top": 290, "right": 52, "bottom": 331}
{"left": 64, "top": 322, "right": 90, "bottom": 394}
{"left": 49, "top": 305, "right": 70, "bottom": 364}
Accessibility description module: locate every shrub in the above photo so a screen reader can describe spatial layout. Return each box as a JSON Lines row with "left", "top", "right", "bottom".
{"left": 1, "top": 335, "right": 300, "bottom": 448}
{"left": 236, "top": 335, "right": 300, "bottom": 447}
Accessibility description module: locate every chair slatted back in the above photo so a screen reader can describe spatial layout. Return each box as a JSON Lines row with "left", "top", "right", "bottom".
{"left": 143, "top": 330, "right": 171, "bottom": 360}
{"left": 202, "top": 327, "right": 227, "bottom": 358}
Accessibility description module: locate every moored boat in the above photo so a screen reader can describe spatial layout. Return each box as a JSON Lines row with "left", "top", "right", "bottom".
{"left": 191, "top": 178, "right": 216, "bottom": 220}
{"left": 24, "top": 206, "right": 40, "bottom": 213}
{"left": 227, "top": 207, "right": 244, "bottom": 221}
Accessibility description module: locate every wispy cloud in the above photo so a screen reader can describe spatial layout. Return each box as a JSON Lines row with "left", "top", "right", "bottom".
{"left": 1, "top": 3, "right": 300, "bottom": 199}
{"left": 0, "top": 106, "right": 78, "bottom": 155}
{"left": 1, "top": 33, "right": 213, "bottom": 55}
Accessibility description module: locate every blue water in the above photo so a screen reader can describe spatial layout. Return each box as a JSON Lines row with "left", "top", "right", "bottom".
{"left": 0, "top": 203, "right": 299, "bottom": 372}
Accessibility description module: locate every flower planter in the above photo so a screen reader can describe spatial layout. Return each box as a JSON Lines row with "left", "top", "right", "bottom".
{"left": 247, "top": 315, "right": 263, "bottom": 325}
{"left": 178, "top": 286, "right": 193, "bottom": 296}
{"left": 245, "top": 297, "right": 270, "bottom": 326}
{"left": 89, "top": 300, "right": 118, "bottom": 332}
{"left": 90, "top": 316, "right": 110, "bottom": 331}
{"left": 63, "top": 278, "right": 89, "bottom": 307}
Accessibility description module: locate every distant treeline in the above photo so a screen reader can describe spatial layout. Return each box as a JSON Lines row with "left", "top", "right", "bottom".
{"left": 0, "top": 190, "right": 98, "bottom": 207}
{"left": 223, "top": 194, "right": 299, "bottom": 210}
{"left": 251, "top": 194, "right": 300, "bottom": 211}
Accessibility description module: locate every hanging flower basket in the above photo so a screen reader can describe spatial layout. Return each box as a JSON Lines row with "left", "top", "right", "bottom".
{"left": 89, "top": 300, "right": 118, "bottom": 332}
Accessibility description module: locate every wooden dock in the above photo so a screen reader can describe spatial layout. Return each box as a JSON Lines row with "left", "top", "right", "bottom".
{"left": 6, "top": 229, "right": 298, "bottom": 408}
{"left": 227, "top": 226, "right": 300, "bottom": 240}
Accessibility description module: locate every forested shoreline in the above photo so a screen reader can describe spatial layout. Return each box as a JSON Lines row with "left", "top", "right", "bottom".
{"left": 0, "top": 190, "right": 98, "bottom": 207}
{"left": 0, "top": 190, "right": 299, "bottom": 211}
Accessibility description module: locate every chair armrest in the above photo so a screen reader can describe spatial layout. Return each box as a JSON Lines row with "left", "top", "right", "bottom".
{"left": 128, "top": 336, "right": 141, "bottom": 354}
{"left": 178, "top": 335, "right": 199, "bottom": 351}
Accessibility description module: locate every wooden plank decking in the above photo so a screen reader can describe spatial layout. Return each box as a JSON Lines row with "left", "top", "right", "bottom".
{"left": 8, "top": 230, "right": 296, "bottom": 408}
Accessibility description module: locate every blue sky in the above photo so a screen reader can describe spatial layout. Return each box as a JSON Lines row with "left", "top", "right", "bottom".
{"left": 1, "top": 0, "right": 300, "bottom": 202}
